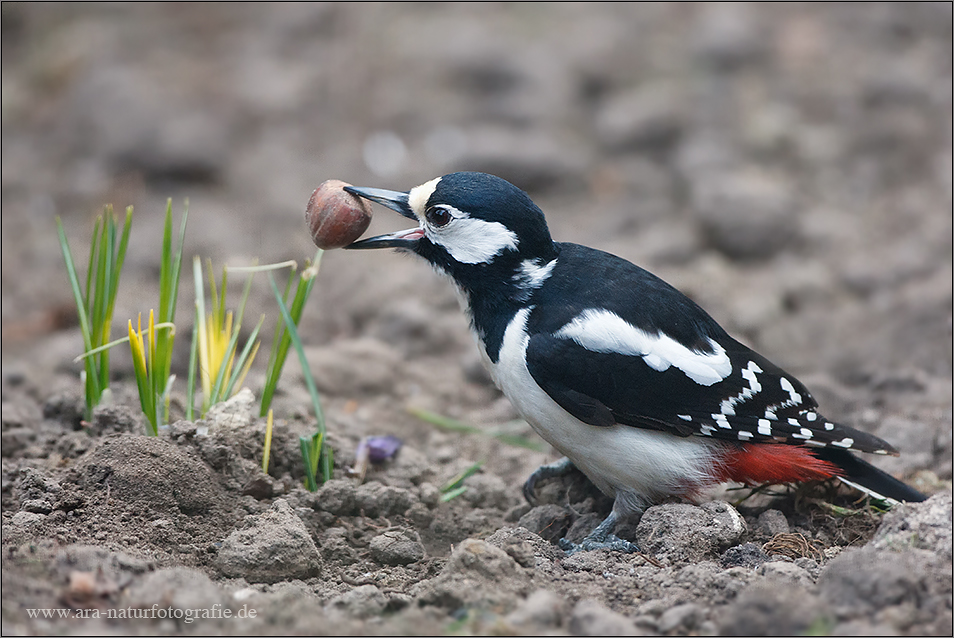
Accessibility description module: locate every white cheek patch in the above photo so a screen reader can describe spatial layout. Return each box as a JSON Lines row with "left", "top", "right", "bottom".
{"left": 428, "top": 209, "right": 519, "bottom": 264}
{"left": 554, "top": 309, "right": 732, "bottom": 386}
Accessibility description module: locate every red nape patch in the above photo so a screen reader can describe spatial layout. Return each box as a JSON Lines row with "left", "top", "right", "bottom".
{"left": 714, "top": 444, "right": 842, "bottom": 486}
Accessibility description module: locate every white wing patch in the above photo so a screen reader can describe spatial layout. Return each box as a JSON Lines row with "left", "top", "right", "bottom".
{"left": 427, "top": 205, "right": 519, "bottom": 264}
{"left": 554, "top": 309, "right": 732, "bottom": 386}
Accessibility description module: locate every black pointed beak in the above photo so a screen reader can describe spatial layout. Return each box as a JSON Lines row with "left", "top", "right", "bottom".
{"left": 343, "top": 185, "right": 423, "bottom": 250}
{"left": 343, "top": 186, "right": 415, "bottom": 220}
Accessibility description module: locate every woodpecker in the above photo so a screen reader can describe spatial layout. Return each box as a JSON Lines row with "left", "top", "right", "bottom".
{"left": 344, "top": 172, "right": 926, "bottom": 553}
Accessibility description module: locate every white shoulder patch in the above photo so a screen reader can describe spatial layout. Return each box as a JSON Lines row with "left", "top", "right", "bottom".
{"left": 512, "top": 258, "right": 556, "bottom": 299}
{"left": 428, "top": 205, "right": 519, "bottom": 264}
{"left": 554, "top": 309, "right": 732, "bottom": 386}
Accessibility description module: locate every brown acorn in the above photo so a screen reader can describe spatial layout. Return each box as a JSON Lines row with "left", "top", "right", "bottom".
{"left": 305, "top": 180, "right": 372, "bottom": 249}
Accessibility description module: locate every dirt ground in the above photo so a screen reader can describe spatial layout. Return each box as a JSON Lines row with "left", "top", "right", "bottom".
{"left": 2, "top": 3, "right": 952, "bottom": 636}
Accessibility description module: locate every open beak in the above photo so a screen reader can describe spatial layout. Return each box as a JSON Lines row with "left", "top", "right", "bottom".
{"left": 343, "top": 186, "right": 424, "bottom": 250}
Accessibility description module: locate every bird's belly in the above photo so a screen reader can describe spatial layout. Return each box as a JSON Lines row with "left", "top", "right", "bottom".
{"left": 485, "top": 309, "right": 720, "bottom": 509}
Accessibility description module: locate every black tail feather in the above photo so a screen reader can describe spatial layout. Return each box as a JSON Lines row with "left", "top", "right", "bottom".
{"left": 814, "top": 448, "right": 926, "bottom": 503}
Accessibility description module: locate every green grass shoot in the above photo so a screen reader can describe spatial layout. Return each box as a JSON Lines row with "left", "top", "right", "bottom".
{"left": 151, "top": 199, "right": 188, "bottom": 426}
{"left": 262, "top": 409, "right": 274, "bottom": 474}
{"left": 186, "top": 303, "right": 200, "bottom": 421}
{"left": 268, "top": 272, "right": 332, "bottom": 490}
{"left": 72, "top": 316, "right": 173, "bottom": 435}
{"left": 56, "top": 205, "right": 133, "bottom": 420}
{"left": 260, "top": 250, "right": 323, "bottom": 417}
{"left": 299, "top": 431, "right": 324, "bottom": 492}
{"left": 126, "top": 200, "right": 188, "bottom": 432}
{"left": 127, "top": 311, "right": 176, "bottom": 435}
{"left": 192, "top": 256, "right": 263, "bottom": 416}
{"left": 440, "top": 461, "right": 483, "bottom": 502}
{"left": 408, "top": 407, "right": 547, "bottom": 452}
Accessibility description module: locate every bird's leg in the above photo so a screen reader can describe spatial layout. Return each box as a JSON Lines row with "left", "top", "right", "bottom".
{"left": 523, "top": 456, "right": 576, "bottom": 505}
{"left": 558, "top": 510, "right": 641, "bottom": 555}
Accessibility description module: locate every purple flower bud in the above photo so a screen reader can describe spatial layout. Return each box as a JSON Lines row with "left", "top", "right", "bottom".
{"left": 366, "top": 435, "right": 402, "bottom": 463}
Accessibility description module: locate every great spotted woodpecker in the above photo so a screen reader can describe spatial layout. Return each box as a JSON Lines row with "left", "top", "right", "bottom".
{"left": 344, "top": 171, "right": 926, "bottom": 553}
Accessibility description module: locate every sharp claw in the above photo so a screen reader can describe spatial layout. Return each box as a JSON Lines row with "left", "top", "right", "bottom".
{"left": 523, "top": 475, "right": 539, "bottom": 505}
{"left": 523, "top": 457, "right": 576, "bottom": 506}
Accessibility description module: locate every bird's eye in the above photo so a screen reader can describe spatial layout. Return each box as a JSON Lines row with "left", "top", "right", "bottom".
{"left": 425, "top": 207, "right": 452, "bottom": 228}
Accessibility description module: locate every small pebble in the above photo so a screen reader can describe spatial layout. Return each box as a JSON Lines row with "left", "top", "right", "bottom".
{"left": 369, "top": 528, "right": 426, "bottom": 566}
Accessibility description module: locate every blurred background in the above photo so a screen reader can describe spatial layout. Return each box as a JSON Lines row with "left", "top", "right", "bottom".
{"left": 2, "top": 3, "right": 951, "bottom": 450}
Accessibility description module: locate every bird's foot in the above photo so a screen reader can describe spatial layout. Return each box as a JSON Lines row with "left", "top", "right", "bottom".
{"left": 559, "top": 534, "right": 640, "bottom": 555}
{"left": 523, "top": 457, "right": 576, "bottom": 505}
{"left": 558, "top": 510, "right": 641, "bottom": 555}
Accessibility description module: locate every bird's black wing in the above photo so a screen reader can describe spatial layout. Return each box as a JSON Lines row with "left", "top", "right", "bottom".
{"left": 523, "top": 243, "right": 897, "bottom": 456}
{"left": 524, "top": 332, "right": 896, "bottom": 455}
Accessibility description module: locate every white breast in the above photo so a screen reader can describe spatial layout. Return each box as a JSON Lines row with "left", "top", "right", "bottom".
{"left": 484, "top": 308, "right": 720, "bottom": 512}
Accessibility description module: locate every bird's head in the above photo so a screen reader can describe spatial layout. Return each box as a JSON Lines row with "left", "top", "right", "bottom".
{"left": 344, "top": 172, "right": 557, "bottom": 298}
